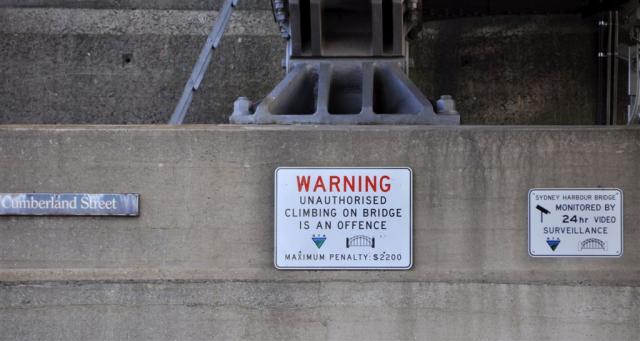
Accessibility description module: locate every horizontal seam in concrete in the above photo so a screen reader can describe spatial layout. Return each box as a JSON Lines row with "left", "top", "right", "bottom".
{"left": 418, "top": 15, "right": 594, "bottom": 39}
{"left": 1, "top": 279, "right": 638, "bottom": 289}
{"left": 0, "top": 8, "right": 278, "bottom": 36}
{"left": 0, "top": 125, "right": 639, "bottom": 132}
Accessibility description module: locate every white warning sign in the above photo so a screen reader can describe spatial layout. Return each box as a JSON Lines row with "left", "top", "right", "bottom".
{"left": 528, "top": 189, "right": 623, "bottom": 257}
{"left": 275, "top": 167, "right": 413, "bottom": 270}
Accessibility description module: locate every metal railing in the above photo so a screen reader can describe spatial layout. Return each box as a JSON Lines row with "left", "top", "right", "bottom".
{"left": 169, "top": 0, "right": 239, "bottom": 125}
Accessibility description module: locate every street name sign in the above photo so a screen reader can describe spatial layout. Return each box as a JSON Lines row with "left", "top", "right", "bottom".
{"left": 528, "top": 188, "right": 623, "bottom": 257}
{"left": 0, "top": 193, "right": 140, "bottom": 216}
{"left": 275, "top": 167, "right": 413, "bottom": 270}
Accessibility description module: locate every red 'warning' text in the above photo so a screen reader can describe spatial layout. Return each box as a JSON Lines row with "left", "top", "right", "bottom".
{"left": 296, "top": 175, "right": 392, "bottom": 193}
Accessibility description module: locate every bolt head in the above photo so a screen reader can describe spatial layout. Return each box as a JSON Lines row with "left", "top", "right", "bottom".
{"left": 233, "top": 97, "right": 252, "bottom": 116}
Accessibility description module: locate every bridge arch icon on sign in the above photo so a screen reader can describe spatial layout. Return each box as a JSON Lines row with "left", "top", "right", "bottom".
{"left": 346, "top": 235, "right": 375, "bottom": 249}
{"left": 581, "top": 238, "right": 606, "bottom": 251}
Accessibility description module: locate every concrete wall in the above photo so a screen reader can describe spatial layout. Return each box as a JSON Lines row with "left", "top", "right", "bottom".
{"left": 0, "top": 3, "right": 599, "bottom": 124}
{"left": 0, "top": 7, "right": 283, "bottom": 124}
{"left": 2, "top": 281, "right": 637, "bottom": 340}
{"left": 415, "top": 16, "right": 598, "bottom": 125}
{"left": 0, "top": 0, "right": 270, "bottom": 9}
{"left": 0, "top": 126, "right": 638, "bottom": 340}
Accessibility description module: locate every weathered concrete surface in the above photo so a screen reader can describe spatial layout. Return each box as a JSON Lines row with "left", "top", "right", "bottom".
{"left": 0, "top": 126, "right": 638, "bottom": 340}
{"left": 1, "top": 281, "right": 638, "bottom": 341}
{"left": 413, "top": 15, "right": 598, "bottom": 125}
{"left": 0, "top": 8, "right": 284, "bottom": 124}
{"left": 0, "top": 126, "right": 638, "bottom": 285}
{"left": 0, "top": 6, "right": 600, "bottom": 124}
{"left": 0, "top": 0, "right": 271, "bottom": 10}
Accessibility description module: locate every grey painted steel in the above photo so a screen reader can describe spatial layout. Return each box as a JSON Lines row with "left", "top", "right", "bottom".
{"left": 622, "top": 2, "right": 640, "bottom": 124}
{"left": 231, "top": 60, "right": 459, "bottom": 124}
{"left": 0, "top": 193, "right": 139, "bottom": 216}
{"left": 169, "top": 0, "right": 238, "bottom": 125}
{"left": 287, "top": 0, "right": 410, "bottom": 58}
{"left": 436, "top": 95, "right": 459, "bottom": 115}
{"left": 234, "top": 0, "right": 460, "bottom": 125}
{"left": 271, "top": 0, "right": 290, "bottom": 38}
{"left": 0, "top": 126, "right": 638, "bottom": 285}
{"left": 602, "top": 2, "right": 640, "bottom": 125}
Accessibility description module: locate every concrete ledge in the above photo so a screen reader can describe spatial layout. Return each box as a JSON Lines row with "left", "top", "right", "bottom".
{"left": 0, "top": 126, "right": 638, "bottom": 285}
{"left": 0, "top": 0, "right": 271, "bottom": 10}
{"left": 0, "top": 8, "right": 276, "bottom": 36}
{"left": 0, "top": 281, "right": 638, "bottom": 340}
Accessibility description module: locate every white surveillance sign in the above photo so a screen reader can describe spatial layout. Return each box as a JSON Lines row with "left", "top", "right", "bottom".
{"left": 528, "top": 189, "right": 623, "bottom": 257}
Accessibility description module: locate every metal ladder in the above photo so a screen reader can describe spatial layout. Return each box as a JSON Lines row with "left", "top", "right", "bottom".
{"left": 169, "top": 0, "right": 239, "bottom": 125}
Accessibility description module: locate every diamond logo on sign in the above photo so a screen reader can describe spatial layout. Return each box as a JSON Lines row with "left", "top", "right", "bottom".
{"left": 546, "top": 238, "right": 561, "bottom": 251}
{"left": 274, "top": 168, "right": 413, "bottom": 270}
{"left": 528, "top": 189, "right": 623, "bottom": 257}
{"left": 312, "top": 235, "right": 327, "bottom": 249}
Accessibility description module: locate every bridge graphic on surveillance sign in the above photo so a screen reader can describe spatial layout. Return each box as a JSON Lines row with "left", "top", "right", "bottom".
{"left": 274, "top": 168, "right": 413, "bottom": 270}
{"left": 528, "top": 189, "right": 623, "bottom": 257}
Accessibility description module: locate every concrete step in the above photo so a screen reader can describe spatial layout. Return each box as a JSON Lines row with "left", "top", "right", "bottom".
{"left": 0, "top": 7, "right": 599, "bottom": 124}
{"left": 0, "top": 0, "right": 270, "bottom": 10}
{"left": 1, "top": 281, "right": 638, "bottom": 340}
